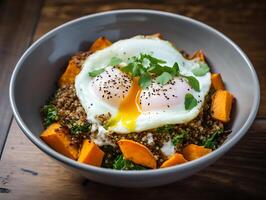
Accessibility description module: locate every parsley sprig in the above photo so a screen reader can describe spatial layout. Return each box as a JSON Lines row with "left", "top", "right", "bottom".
{"left": 42, "top": 104, "right": 59, "bottom": 127}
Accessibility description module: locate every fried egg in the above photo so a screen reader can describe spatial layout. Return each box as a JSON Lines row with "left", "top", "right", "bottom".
{"left": 75, "top": 36, "right": 211, "bottom": 134}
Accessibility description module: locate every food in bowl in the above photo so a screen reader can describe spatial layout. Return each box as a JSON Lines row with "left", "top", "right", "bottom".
{"left": 40, "top": 34, "right": 234, "bottom": 170}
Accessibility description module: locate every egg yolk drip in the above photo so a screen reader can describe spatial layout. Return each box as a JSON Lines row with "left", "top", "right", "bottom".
{"left": 108, "top": 78, "right": 142, "bottom": 131}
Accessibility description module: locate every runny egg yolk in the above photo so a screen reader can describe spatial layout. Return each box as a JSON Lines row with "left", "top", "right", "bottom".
{"left": 108, "top": 78, "right": 142, "bottom": 131}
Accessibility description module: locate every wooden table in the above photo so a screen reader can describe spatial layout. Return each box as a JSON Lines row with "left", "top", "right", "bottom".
{"left": 0, "top": 0, "right": 265, "bottom": 199}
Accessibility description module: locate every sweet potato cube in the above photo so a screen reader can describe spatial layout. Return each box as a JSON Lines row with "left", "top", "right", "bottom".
{"left": 40, "top": 123, "right": 78, "bottom": 160}
{"left": 118, "top": 139, "right": 157, "bottom": 169}
{"left": 160, "top": 153, "right": 187, "bottom": 168}
{"left": 211, "top": 90, "right": 234, "bottom": 122}
{"left": 211, "top": 73, "right": 225, "bottom": 90}
{"left": 59, "top": 60, "right": 81, "bottom": 86}
{"left": 90, "top": 37, "right": 112, "bottom": 52}
{"left": 145, "top": 33, "right": 163, "bottom": 39}
{"left": 182, "top": 144, "right": 212, "bottom": 161}
{"left": 190, "top": 50, "right": 205, "bottom": 62}
{"left": 78, "top": 140, "right": 105, "bottom": 167}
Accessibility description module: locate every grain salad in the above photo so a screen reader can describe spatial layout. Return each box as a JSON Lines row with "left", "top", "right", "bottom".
{"left": 40, "top": 35, "right": 234, "bottom": 170}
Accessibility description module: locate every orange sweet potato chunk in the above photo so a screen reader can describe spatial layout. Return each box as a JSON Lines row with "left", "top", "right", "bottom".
{"left": 59, "top": 60, "right": 81, "bottom": 86}
{"left": 160, "top": 153, "right": 187, "bottom": 168}
{"left": 190, "top": 50, "right": 205, "bottom": 62}
{"left": 145, "top": 33, "right": 163, "bottom": 39}
{"left": 78, "top": 140, "right": 105, "bottom": 167}
{"left": 211, "top": 90, "right": 234, "bottom": 122}
{"left": 182, "top": 144, "right": 212, "bottom": 161}
{"left": 40, "top": 123, "right": 78, "bottom": 160}
{"left": 211, "top": 73, "right": 225, "bottom": 90}
{"left": 90, "top": 37, "right": 112, "bottom": 52}
{"left": 118, "top": 139, "right": 157, "bottom": 169}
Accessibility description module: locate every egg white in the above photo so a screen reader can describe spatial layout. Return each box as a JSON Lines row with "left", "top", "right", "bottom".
{"left": 75, "top": 36, "right": 211, "bottom": 134}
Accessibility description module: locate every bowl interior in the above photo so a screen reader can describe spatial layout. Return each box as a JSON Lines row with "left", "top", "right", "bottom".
{"left": 11, "top": 11, "right": 258, "bottom": 163}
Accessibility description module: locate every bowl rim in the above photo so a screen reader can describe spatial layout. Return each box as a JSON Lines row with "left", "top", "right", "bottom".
{"left": 9, "top": 9, "right": 260, "bottom": 176}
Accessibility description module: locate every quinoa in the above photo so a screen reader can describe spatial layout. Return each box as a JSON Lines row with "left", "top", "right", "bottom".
{"left": 41, "top": 49, "right": 231, "bottom": 169}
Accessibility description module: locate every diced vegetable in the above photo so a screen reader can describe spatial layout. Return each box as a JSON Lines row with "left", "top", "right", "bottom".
{"left": 40, "top": 123, "right": 78, "bottom": 160}
{"left": 160, "top": 153, "right": 187, "bottom": 168}
{"left": 211, "top": 73, "right": 225, "bottom": 90}
{"left": 145, "top": 33, "right": 163, "bottom": 39}
{"left": 190, "top": 50, "right": 205, "bottom": 62}
{"left": 211, "top": 90, "right": 234, "bottom": 122}
{"left": 117, "top": 139, "right": 157, "bottom": 169}
{"left": 78, "top": 140, "right": 104, "bottom": 167}
{"left": 182, "top": 144, "right": 212, "bottom": 161}
{"left": 59, "top": 60, "right": 81, "bottom": 86}
{"left": 89, "top": 37, "right": 112, "bottom": 52}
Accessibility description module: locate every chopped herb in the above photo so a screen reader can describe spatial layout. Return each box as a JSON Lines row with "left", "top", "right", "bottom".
{"left": 184, "top": 93, "right": 198, "bottom": 110}
{"left": 192, "top": 63, "right": 210, "bottom": 76}
{"left": 88, "top": 68, "right": 105, "bottom": 77}
{"left": 139, "top": 73, "right": 152, "bottom": 89}
{"left": 202, "top": 128, "right": 224, "bottom": 149}
{"left": 101, "top": 145, "right": 119, "bottom": 168}
{"left": 88, "top": 57, "right": 123, "bottom": 77}
{"left": 113, "top": 155, "right": 147, "bottom": 170}
{"left": 70, "top": 122, "right": 91, "bottom": 135}
{"left": 42, "top": 104, "right": 59, "bottom": 127}
{"left": 109, "top": 56, "right": 123, "bottom": 66}
{"left": 172, "top": 130, "right": 188, "bottom": 146}
{"left": 121, "top": 54, "right": 181, "bottom": 89}
{"left": 156, "top": 124, "right": 175, "bottom": 134}
{"left": 183, "top": 76, "right": 200, "bottom": 92}
{"left": 156, "top": 72, "right": 172, "bottom": 85}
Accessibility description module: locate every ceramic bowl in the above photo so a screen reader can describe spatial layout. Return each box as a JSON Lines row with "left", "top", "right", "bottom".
{"left": 10, "top": 10, "right": 260, "bottom": 187}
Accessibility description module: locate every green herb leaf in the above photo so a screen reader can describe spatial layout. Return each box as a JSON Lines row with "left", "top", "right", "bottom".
{"left": 156, "top": 72, "right": 172, "bottom": 85}
{"left": 88, "top": 68, "right": 105, "bottom": 77}
{"left": 172, "top": 129, "right": 188, "bottom": 146}
{"left": 69, "top": 122, "right": 91, "bottom": 135}
{"left": 113, "top": 155, "right": 147, "bottom": 170}
{"left": 202, "top": 128, "right": 224, "bottom": 149}
{"left": 192, "top": 63, "right": 210, "bottom": 76}
{"left": 172, "top": 62, "right": 180, "bottom": 76}
{"left": 109, "top": 56, "right": 123, "bottom": 66}
{"left": 140, "top": 54, "right": 166, "bottom": 64}
{"left": 139, "top": 73, "right": 152, "bottom": 89}
{"left": 156, "top": 124, "right": 175, "bottom": 134}
{"left": 184, "top": 93, "right": 198, "bottom": 110}
{"left": 42, "top": 104, "right": 59, "bottom": 127}
{"left": 184, "top": 76, "right": 200, "bottom": 92}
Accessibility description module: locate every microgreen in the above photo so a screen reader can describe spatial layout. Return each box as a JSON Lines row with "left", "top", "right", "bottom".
{"left": 139, "top": 73, "right": 152, "bottom": 89}
{"left": 182, "top": 75, "right": 200, "bottom": 92}
{"left": 192, "top": 63, "right": 210, "bottom": 76}
{"left": 109, "top": 56, "right": 123, "bottom": 66}
{"left": 184, "top": 93, "right": 198, "bottom": 110}
{"left": 88, "top": 68, "right": 105, "bottom": 77}
{"left": 88, "top": 53, "right": 201, "bottom": 91}
{"left": 156, "top": 72, "right": 172, "bottom": 85}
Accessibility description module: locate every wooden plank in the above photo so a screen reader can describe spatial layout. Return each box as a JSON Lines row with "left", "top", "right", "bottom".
{"left": 33, "top": 0, "right": 266, "bottom": 117}
{"left": 0, "top": 119, "right": 265, "bottom": 199}
{"left": 0, "top": 0, "right": 43, "bottom": 156}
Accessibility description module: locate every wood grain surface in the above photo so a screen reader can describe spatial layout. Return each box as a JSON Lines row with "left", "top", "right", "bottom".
{"left": 0, "top": 0, "right": 266, "bottom": 199}
{"left": 0, "top": 0, "right": 43, "bottom": 155}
